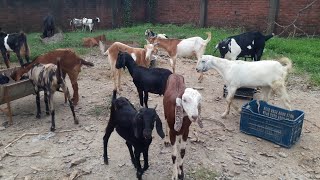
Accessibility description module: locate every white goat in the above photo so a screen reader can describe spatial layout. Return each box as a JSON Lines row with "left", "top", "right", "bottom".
{"left": 99, "top": 41, "right": 157, "bottom": 91}
{"left": 196, "top": 55, "right": 292, "bottom": 118}
{"left": 82, "top": 17, "right": 100, "bottom": 32}
{"left": 148, "top": 32, "right": 211, "bottom": 82}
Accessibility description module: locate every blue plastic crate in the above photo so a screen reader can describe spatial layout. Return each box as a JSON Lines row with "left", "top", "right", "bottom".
{"left": 240, "top": 100, "right": 304, "bottom": 148}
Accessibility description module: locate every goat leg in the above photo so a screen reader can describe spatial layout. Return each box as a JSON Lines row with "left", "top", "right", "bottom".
{"left": 126, "top": 142, "right": 137, "bottom": 168}
{"left": 134, "top": 150, "right": 143, "bottom": 180}
{"left": 48, "top": 93, "right": 56, "bottom": 131}
{"left": 103, "top": 122, "right": 115, "bottom": 165}
{"left": 138, "top": 90, "right": 144, "bottom": 107}
{"left": 68, "top": 99, "right": 78, "bottom": 124}
{"left": 1, "top": 50, "right": 10, "bottom": 68}
{"left": 142, "top": 148, "right": 149, "bottom": 171}
{"left": 15, "top": 51, "right": 24, "bottom": 66}
{"left": 143, "top": 91, "right": 149, "bottom": 108}
{"left": 44, "top": 91, "right": 50, "bottom": 115}
{"left": 35, "top": 90, "right": 41, "bottom": 118}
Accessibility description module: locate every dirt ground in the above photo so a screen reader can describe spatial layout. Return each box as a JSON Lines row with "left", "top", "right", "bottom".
{"left": 0, "top": 49, "right": 320, "bottom": 180}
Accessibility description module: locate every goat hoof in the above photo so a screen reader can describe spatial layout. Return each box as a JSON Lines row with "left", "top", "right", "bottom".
{"left": 36, "top": 114, "right": 41, "bottom": 119}
{"left": 178, "top": 172, "right": 184, "bottom": 180}
{"left": 74, "top": 118, "right": 79, "bottom": 124}
{"left": 50, "top": 127, "right": 56, "bottom": 132}
{"left": 136, "top": 171, "right": 143, "bottom": 179}
{"left": 104, "top": 159, "right": 109, "bottom": 165}
{"left": 46, "top": 111, "right": 50, "bottom": 115}
{"left": 164, "top": 141, "right": 171, "bottom": 147}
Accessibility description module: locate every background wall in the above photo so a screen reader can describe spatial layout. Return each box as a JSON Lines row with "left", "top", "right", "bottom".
{"left": 0, "top": 0, "right": 319, "bottom": 35}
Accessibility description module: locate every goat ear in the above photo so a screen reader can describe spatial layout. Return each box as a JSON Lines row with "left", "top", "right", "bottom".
{"left": 155, "top": 115, "right": 165, "bottom": 139}
{"left": 133, "top": 112, "right": 143, "bottom": 139}
{"left": 197, "top": 103, "right": 203, "bottom": 128}
{"left": 174, "top": 98, "right": 184, "bottom": 132}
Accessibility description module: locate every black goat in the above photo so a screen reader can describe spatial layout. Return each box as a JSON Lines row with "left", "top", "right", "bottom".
{"left": 42, "top": 14, "right": 55, "bottom": 38}
{"left": 0, "top": 30, "right": 30, "bottom": 68}
{"left": 214, "top": 31, "right": 274, "bottom": 61}
{"left": 116, "top": 52, "right": 172, "bottom": 108}
{"left": 103, "top": 90, "right": 165, "bottom": 180}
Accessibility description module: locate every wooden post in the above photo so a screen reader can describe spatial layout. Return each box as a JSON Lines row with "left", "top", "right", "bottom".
{"left": 267, "top": 0, "right": 280, "bottom": 34}
{"left": 200, "top": 0, "right": 208, "bottom": 27}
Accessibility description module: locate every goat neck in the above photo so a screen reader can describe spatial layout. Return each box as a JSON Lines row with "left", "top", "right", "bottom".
{"left": 207, "top": 56, "right": 232, "bottom": 80}
{"left": 124, "top": 56, "right": 137, "bottom": 76}
{"left": 154, "top": 38, "right": 181, "bottom": 55}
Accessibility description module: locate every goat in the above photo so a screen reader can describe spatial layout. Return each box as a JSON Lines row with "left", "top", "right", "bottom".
{"left": 0, "top": 31, "right": 30, "bottom": 68}
{"left": 214, "top": 31, "right": 274, "bottom": 61}
{"left": 145, "top": 29, "right": 168, "bottom": 39}
{"left": 103, "top": 90, "right": 164, "bottom": 180}
{"left": 147, "top": 32, "right": 211, "bottom": 82}
{"left": 42, "top": 14, "right": 55, "bottom": 38}
{"left": 28, "top": 60, "right": 78, "bottom": 131}
{"left": 99, "top": 41, "right": 157, "bottom": 91}
{"left": 83, "top": 34, "right": 106, "bottom": 48}
{"left": 196, "top": 55, "right": 292, "bottom": 118}
{"left": 116, "top": 52, "right": 172, "bottom": 108}
{"left": 10, "top": 49, "right": 94, "bottom": 105}
{"left": 82, "top": 17, "right": 100, "bottom": 32}
{"left": 163, "top": 74, "right": 202, "bottom": 180}
{"left": 70, "top": 18, "right": 83, "bottom": 31}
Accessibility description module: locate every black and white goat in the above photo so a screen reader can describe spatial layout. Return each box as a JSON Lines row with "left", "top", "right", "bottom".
{"left": 116, "top": 52, "right": 172, "bottom": 108}
{"left": 214, "top": 31, "right": 274, "bottom": 61}
{"left": 28, "top": 60, "right": 78, "bottom": 131}
{"left": 70, "top": 18, "right": 83, "bottom": 31}
{"left": 82, "top": 17, "right": 100, "bottom": 32}
{"left": 103, "top": 90, "right": 165, "bottom": 180}
{"left": 42, "top": 14, "right": 55, "bottom": 38}
{"left": 0, "top": 31, "right": 30, "bottom": 68}
{"left": 145, "top": 29, "right": 168, "bottom": 39}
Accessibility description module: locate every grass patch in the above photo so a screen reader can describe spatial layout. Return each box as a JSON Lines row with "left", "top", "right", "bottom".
{"left": 7, "top": 23, "right": 320, "bottom": 85}
{"left": 187, "top": 167, "right": 218, "bottom": 180}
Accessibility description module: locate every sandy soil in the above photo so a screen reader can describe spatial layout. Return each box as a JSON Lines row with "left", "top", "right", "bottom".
{"left": 0, "top": 49, "right": 319, "bottom": 180}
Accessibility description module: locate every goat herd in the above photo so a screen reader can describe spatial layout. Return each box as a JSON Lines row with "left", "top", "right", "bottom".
{"left": 0, "top": 25, "right": 294, "bottom": 179}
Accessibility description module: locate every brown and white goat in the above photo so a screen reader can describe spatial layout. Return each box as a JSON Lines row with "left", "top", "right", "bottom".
{"left": 148, "top": 32, "right": 211, "bottom": 82}
{"left": 99, "top": 41, "right": 156, "bottom": 91}
{"left": 10, "top": 49, "right": 94, "bottom": 105}
{"left": 163, "top": 74, "right": 203, "bottom": 180}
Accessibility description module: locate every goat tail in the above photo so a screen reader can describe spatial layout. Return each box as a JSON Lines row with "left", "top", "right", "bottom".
{"left": 264, "top": 33, "right": 275, "bottom": 41}
{"left": 277, "top": 57, "right": 292, "bottom": 71}
{"left": 81, "top": 59, "right": 94, "bottom": 67}
{"left": 99, "top": 41, "right": 108, "bottom": 56}
{"left": 204, "top": 32, "right": 212, "bottom": 44}
{"left": 112, "top": 89, "right": 117, "bottom": 102}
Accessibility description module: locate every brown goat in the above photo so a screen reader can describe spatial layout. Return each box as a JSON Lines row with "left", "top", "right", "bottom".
{"left": 83, "top": 34, "right": 106, "bottom": 48}
{"left": 10, "top": 48, "right": 94, "bottom": 105}
{"left": 163, "top": 74, "right": 203, "bottom": 180}
{"left": 99, "top": 41, "right": 156, "bottom": 91}
{"left": 148, "top": 32, "right": 211, "bottom": 82}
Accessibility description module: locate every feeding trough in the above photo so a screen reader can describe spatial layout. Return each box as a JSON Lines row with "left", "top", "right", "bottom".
{"left": 0, "top": 67, "right": 35, "bottom": 125}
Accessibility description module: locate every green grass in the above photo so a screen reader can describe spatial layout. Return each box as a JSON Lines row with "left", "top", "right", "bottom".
{"left": 10, "top": 23, "right": 320, "bottom": 85}
{"left": 187, "top": 167, "right": 218, "bottom": 180}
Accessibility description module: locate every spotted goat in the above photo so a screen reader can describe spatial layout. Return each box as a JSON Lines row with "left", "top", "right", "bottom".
{"left": 28, "top": 60, "right": 78, "bottom": 131}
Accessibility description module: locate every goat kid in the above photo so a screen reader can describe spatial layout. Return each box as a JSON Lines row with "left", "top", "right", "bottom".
{"left": 163, "top": 74, "right": 202, "bottom": 180}
{"left": 103, "top": 90, "right": 165, "bottom": 180}
{"left": 0, "top": 31, "right": 30, "bottom": 68}
{"left": 116, "top": 52, "right": 172, "bottom": 108}
{"left": 196, "top": 55, "right": 292, "bottom": 118}
{"left": 145, "top": 29, "right": 168, "bottom": 39}
{"left": 147, "top": 32, "right": 211, "bottom": 82}
{"left": 70, "top": 18, "right": 83, "bottom": 31}
{"left": 82, "top": 17, "right": 100, "bottom": 32}
{"left": 28, "top": 60, "right": 78, "bottom": 131}
{"left": 214, "top": 31, "right": 274, "bottom": 61}
{"left": 83, "top": 34, "right": 106, "bottom": 48}
{"left": 99, "top": 41, "right": 157, "bottom": 91}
